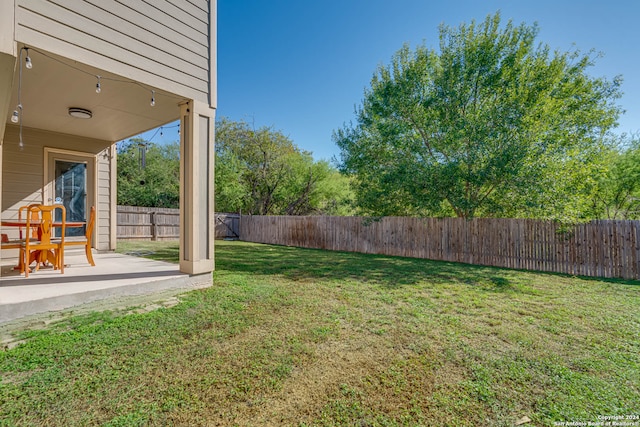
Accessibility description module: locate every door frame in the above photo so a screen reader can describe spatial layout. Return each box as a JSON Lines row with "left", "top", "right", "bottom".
{"left": 43, "top": 147, "right": 98, "bottom": 247}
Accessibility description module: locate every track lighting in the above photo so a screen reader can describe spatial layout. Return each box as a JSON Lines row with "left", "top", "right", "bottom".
{"left": 150, "top": 90, "right": 155, "bottom": 107}
{"left": 96, "top": 76, "right": 101, "bottom": 93}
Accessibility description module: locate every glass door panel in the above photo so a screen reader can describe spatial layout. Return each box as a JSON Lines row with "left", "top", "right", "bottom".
{"left": 54, "top": 160, "right": 87, "bottom": 237}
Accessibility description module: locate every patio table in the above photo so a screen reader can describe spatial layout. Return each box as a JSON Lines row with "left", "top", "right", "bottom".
{"left": 1, "top": 220, "right": 85, "bottom": 272}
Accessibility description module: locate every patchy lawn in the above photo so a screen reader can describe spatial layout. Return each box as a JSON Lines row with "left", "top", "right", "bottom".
{"left": 1, "top": 240, "right": 638, "bottom": 426}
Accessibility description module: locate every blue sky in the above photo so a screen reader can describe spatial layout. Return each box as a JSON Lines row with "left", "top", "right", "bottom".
{"left": 140, "top": 0, "right": 640, "bottom": 161}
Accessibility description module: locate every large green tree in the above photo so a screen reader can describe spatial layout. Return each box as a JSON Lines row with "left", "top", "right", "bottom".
{"left": 117, "top": 138, "right": 180, "bottom": 208}
{"left": 334, "top": 13, "right": 622, "bottom": 219}
{"left": 215, "top": 118, "right": 353, "bottom": 215}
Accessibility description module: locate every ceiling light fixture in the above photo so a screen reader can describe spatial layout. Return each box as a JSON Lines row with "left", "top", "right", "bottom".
{"left": 68, "top": 107, "right": 93, "bottom": 119}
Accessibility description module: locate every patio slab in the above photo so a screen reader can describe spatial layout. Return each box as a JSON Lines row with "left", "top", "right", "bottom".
{"left": 0, "top": 249, "right": 211, "bottom": 324}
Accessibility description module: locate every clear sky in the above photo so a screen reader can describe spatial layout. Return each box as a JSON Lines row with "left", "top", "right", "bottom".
{"left": 139, "top": 0, "right": 640, "bottom": 161}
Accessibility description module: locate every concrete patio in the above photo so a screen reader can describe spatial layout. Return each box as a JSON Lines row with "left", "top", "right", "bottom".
{"left": 0, "top": 248, "right": 212, "bottom": 324}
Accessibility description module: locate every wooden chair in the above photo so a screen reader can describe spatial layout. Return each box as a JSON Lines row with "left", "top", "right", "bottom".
{"left": 63, "top": 206, "right": 96, "bottom": 266}
{"left": 21, "top": 204, "right": 66, "bottom": 277}
{"left": 1, "top": 234, "right": 21, "bottom": 250}
{"left": 1, "top": 204, "right": 40, "bottom": 250}
{"left": 0, "top": 233, "right": 20, "bottom": 250}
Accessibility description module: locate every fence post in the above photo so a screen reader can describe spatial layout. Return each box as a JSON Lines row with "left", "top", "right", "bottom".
{"left": 150, "top": 212, "right": 157, "bottom": 241}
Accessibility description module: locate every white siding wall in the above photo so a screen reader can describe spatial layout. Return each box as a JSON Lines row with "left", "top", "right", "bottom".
{"left": 14, "top": 0, "right": 211, "bottom": 103}
{"left": 1, "top": 125, "right": 113, "bottom": 251}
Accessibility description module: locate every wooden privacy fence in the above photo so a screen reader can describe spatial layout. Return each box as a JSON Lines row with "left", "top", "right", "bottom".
{"left": 117, "top": 206, "right": 180, "bottom": 240}
{"left": 116, "top": 206, "right": 239, "bottom": 240}
{"left": 240, "top": 215, "right": 640, "bottom": 280}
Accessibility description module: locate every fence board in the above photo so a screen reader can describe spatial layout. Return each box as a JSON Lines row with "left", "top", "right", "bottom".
{"left": 239, "top": 215, "right": 640, "bottom": 280}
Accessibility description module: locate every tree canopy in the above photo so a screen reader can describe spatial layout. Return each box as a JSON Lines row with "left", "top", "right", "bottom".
{"left": 334, "top": 12, "right": 623, "bottom": 220}
{"left": 117, "top": 138, "right": 180, "bottom": 208}
{"left": 215, "top": 118, "right": 353, "bottom": 215}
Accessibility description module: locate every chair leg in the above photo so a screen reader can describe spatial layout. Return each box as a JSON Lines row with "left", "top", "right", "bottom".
{"left": 34, "top": 253, "right": 41, "bottom": 273}
{"left": 86, "top": 244, "right": 95, "bottom": 266}
{"left": 22, "top": 248, "right": 29, "bottom": 278}
{"left": 58, "top": 248, "right": 64, "bottom": 274}
{"left": 16, "top": 248, "right": 25, "bottom": 272}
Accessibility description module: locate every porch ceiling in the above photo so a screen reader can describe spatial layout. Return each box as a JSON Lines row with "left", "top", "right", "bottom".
{"left": 4, "top": 47, "right": 187, "bottom": 142}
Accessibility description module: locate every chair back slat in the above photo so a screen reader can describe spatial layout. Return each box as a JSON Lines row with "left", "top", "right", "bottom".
{"left": 23, "top": 204, "right": 66, "bottom": 277}
{"left": 18, "top": 204, "right": 40, "bottom": 239}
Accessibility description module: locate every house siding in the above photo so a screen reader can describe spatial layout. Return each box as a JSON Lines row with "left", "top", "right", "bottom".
{"left": 1, "top": 125, "right": 113, "bottom": 251}
{"left": 14, "top": 0, "right": 211, "bottom": 103}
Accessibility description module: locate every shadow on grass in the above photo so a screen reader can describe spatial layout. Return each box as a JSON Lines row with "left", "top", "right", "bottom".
{"left": 215, "top": 241, "right": 518, "bottom": 289}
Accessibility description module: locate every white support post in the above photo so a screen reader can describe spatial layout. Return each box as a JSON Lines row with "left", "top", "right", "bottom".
{"left": 179, "top": 100, "right": 215, "bottom": 275}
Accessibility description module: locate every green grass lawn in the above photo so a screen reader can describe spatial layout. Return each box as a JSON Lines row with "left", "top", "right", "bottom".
{"left": 1, "top": 240, "right": 639, "bottom": 426}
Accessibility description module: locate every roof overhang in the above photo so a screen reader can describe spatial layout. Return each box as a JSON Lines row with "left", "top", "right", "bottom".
{"left": 5, "top": 46, "right": 188, "bottom": 142}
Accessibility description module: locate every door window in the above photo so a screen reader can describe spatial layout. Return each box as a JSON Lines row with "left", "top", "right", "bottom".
{"left": 54, "top": 160, "right": 87, "bottom": 237}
